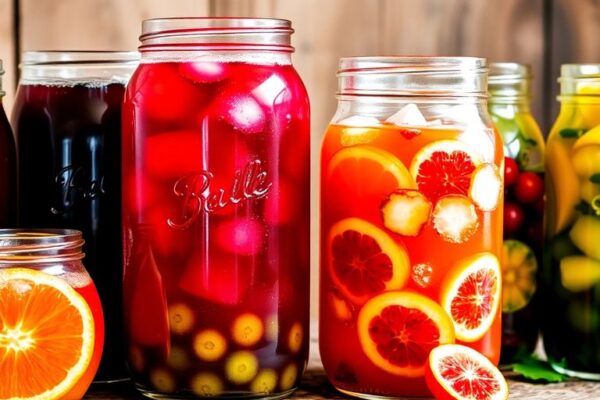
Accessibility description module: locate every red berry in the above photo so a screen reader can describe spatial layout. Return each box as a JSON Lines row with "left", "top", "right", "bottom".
{"left": 504, "top": 157, "right": 520, "bottom": 187}
{"left": 504, "top": 202, "right": 525, "bottom": 234}
{"left": 514, "top": 172, "right": 544, "bottom": 204}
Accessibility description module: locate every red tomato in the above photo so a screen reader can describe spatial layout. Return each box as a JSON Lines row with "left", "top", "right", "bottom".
{"left": 504, "top": 202, "right": 525, "bottom": 234}
{"left": 514, "top": 172, "right": 544, "bottom": 204}
{"left": 504, "top": 157, "right": 520, "bottom": 187}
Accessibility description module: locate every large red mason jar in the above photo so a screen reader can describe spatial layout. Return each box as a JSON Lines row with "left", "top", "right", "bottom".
{"left": 122, "top": 18, "right": 310, "bottom": 398}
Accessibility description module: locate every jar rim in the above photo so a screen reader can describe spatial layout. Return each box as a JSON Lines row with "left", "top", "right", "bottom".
{"left": 558, "top": 64, "right": 600, "bottom": 97}
{"left": 338, "top": 56, "right": 486, "bottom": 75}
{"left": 21, "top": 51, "right": 140, "bottom": 66}
{"left": 0, "top": 229, "right": 85, "bottom": 263}
{"left": 139, "top": 17, "right": 294, "bottom": 53}
{"left": 337, "top": 56, "right": 488, "bottom": 98}
{"left": 560, "top": 64, "right": 600, "bottom": 79}
{"left": 488, "top": 62, "right": 532, "bottom": 81}
{"left": 488, "top": 62, "right": 532, "bottom": 102}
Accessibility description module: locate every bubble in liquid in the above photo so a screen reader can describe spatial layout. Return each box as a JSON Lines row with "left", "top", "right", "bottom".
{"left": 412, "top": 263, "right": 433, "bottom": 288}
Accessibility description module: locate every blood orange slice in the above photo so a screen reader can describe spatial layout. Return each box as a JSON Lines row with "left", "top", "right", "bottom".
{"left": 425, "top": 344, "right": 508, "bottom": 400}
{"left": 440, "top": 253, "right": 501, "bottom": 342}
{"left": 328, "top": 218, "right": 410, "bottom": 304}
{"left": 357, "top": 291, "right": 455, "bottom": 377}
{"left": 326, "top": 146, "right": 416, "bottom": 215}
{"left": 0, "top": 268, "right": 95, "bottom": 400}
{"left": 410, "top": 140, "right": 483, "bottom": 203}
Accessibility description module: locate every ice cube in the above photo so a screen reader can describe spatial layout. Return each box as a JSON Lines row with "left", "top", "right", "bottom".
{"left": 469, "top": 164, "right": 502, "bottom": 211}
{"left": 337, "top": 115, "right": 381, "bottom": 127}
{"left": 386, "top": 103, "right": 427, "bottom": 126}
{"left": 179, "top": 61, "right": 229, "bottom": 83}
{"left": 432, "top": 195, "right": 479, "bottom": 243}
{"left": 214, "top": 91, "right": 266, "bottom": 134}
{"left": 252, "top": 74, "right": 287, "bottom": 106}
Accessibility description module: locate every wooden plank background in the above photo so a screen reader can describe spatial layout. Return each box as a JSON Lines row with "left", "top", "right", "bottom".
{"left": 0, "top": 0, "right": 595, "bottom": 318}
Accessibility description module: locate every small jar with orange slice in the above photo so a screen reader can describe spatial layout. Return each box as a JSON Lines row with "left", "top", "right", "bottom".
{"left": 0, "top": 229, "right": 104, "bottom": 400}
{"left": 320, "top": 57, "right": 507, "bottom": 399}
{"left": 543, "top": 64, "right": 600, "bottom": 379}
{"left": 488, "top": 63, "right": 545, "bottom": 365}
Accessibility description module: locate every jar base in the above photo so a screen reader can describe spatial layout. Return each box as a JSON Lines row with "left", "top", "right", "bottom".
{"left": 550, "top": 363, "right": 600, "bottom": 381}
{"left": 336, "top": 387, "right": 431, "bottom": 400}
{"left": 137, "top": 386, "right": 297, "bottom": 400}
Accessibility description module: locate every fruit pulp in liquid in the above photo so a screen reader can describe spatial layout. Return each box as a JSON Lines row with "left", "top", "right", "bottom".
{"left": 122, "top": 60, "right": 310, "bottom": 397}
{"left": 320, "top": 122, "right": 503, "bottom": 397}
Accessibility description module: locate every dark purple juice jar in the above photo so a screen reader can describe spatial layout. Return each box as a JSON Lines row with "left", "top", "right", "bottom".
{"left": 0, "top": 60, "right": 17, "bottom": 227}
{"left": 11, "top": 51, "right": 139, "bottom": 382}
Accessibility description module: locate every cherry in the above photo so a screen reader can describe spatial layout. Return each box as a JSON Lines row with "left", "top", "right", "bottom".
{"left": 504, "top": 157, "right": 520, "bottom": 187}
{"left": 504, "top": 202, "right": 525, "bottom": 234}
{"left": 514, "top": 172, "right": 544, "bottom": 204}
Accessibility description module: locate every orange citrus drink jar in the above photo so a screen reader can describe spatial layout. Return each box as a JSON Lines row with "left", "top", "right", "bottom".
{"left": 0, "top": 230, "right": 104, "bottom": 399}
{"left": 320, "top": 57, "right": 504, "bottom": 398}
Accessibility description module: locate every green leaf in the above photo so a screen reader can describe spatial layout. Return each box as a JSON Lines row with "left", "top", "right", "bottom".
{"left": 590, "top": 174, "right": 600, "bottom": 184}
{"left": 512, "top": 357, "right": 568, "bottom": 383}
{"left": 559, "top": 128, "right": 585, "bottom": 138}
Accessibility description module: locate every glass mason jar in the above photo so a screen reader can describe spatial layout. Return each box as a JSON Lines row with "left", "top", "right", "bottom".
{"left": 320, "top": 57, "right": 503, "bottom": 398}
{"left": 488, "top": 63, "right": 544, "bottom": 364}
{"left": 0, "top": 229, "right": 103, "bottom": 399}
{"left": 122, "top": 18, "right": 310, "bottom": 398}
{"left": 11, "top": 51, "right": 139, "bottom": 382}
{"left": 0, "top": 60, "right": 17, "bottom": 227}
{"left": 543, "top": 64, "right": 600, "bottom": 379}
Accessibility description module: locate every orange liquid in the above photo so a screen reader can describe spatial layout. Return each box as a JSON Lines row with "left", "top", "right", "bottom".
{"left": 320, "top": 123, "right": 503, "bottom": 397}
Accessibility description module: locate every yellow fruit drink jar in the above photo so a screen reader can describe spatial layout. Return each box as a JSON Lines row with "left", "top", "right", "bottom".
{"left": 320, "top": 57, "right": 504, "bottom": 398}
{"left": 488, "top": 63, "right": 545, "bottom": 364}
{"left": 543, "top": 64, "right": 600, "bottom": 378}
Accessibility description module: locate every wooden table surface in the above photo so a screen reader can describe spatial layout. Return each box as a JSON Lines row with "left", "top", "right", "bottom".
{"left": 87, "top": 337, "right": 600, "bottom": 399}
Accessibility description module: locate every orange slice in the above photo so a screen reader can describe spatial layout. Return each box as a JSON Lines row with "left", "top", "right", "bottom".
{"left": 0, "top": 268, "right": 95, "bottom": 400}
{"left": 426, "top": 344, "right": 508, "bottom": 400}
{"left": 410, "top": 140, "right": 483, "bottom": 203}
{"left": 328, "top": 218, "right": 410, "bottom": 304}
{"left": 326, "top": 146, "right": 416, "bottom": 216}
{"left": 440, "top": 253, "right": 501, "bottom": 342}
{"left": 357, "top": 291, "right": 455, "bottom": 377}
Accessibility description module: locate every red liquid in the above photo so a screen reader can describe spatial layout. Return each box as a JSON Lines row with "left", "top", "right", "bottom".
{"left": 122, "top": 60, "right": 310, "bottom": 397}
{"left": 320, "top": 123, "right": 503, "bottom": 397}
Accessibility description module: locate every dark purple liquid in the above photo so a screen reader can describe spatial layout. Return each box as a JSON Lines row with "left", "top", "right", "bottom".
{"left": 0, "top": 101, "right": 16, "bottom": 227}
{"left": 11, "top": 83, "right": 127, "bottom": 382}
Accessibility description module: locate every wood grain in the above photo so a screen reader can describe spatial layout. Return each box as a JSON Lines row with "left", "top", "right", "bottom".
{"left": 549, "top": 0, "right": 600, "bottom": 129}
{"left": 19, "top": 0, "right": 210, "bottom": 51}
{"left": 380, "top": 0, "right": 546, "bottom": 129}
{"left": 0, "top": 0, "right": 15, "bottom": 113}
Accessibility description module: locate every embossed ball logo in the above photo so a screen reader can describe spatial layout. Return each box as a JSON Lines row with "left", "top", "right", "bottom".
{"left": 167, "top": 159, "right": 272, "bottom": 229}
